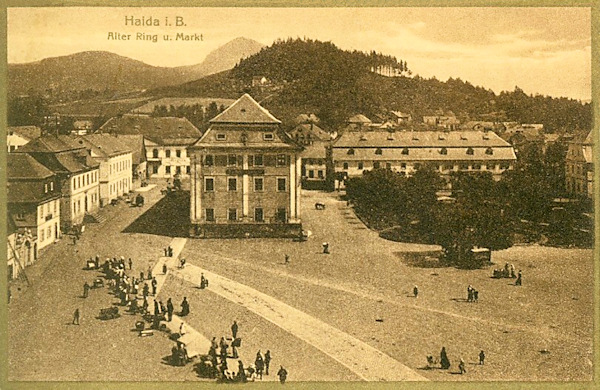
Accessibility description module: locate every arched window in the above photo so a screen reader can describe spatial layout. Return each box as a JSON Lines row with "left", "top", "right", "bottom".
{"left": 401, "top": 148, "right": 409, "bottom": 155}
{"left": 347, "top": 148, "right": 355, "bottom": 155}
{"left": 466, "top": 147, "right": 474, "bottom": 155}
{"left": 485, "top": 147, "right": 494, "bottom": 155}
{"left": 375, "top": 148, "right": 383, "bottom": 155}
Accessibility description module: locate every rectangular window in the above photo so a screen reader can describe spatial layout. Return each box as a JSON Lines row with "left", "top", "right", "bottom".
{"left": 54, "top": 200, "right": 57, "bottom": 215}
{"left": 186, "top": 166, "right": 191, "bottom": 174}
{"left": 176, "top": 149, "right": 181, "bottom": 158}
{"left": 205, "top": 155, "right": 214, "bottom": 166}
{"left": 205, "top": 208, "right": 215, "bottom": 222}
{"left": 165, "top": 166, "right": 171, "bottom": 174}
{"left": 44, "top": 184, "right": 48, "bottom": 193}
{"left": 228, "top": 177, "right": 237, "bottom": 191}
{"left": 308, "top": 170, "right": 315, "bottom": 178}
{"left": 318, "top": 170, "right": 324, "bottom": 179}
{"left": 343, "top": 162, "right": 349, "bottom": 170}
{"left": 50, "top": 182, "right": 54, "bottom": 191}
{"left": 276, "top": 154, "right": 287, "bottom": 167}
{"left": 254, "top": 154, "right": 264, "bottom": 166}
{"left": 166, "top": 149, "right": 171, "bottom": 158}
{"left": 176, "top": 166, "right": 182, "bottom": 175}
{"left": 254, "top": 177, "right": 264, "bottom": 192}
{"left": 47, "top": 226, "right": 51, "bottom": 239}
{"left": 153, "top": 165, "right": 159, "bottom": 174}
{"left": 216, "top": 133, "right": 227, "bottom": 141}
{"left": 373, "top": 162, "right": 381, "bottom": 169}
{"left": 205, "top": 177, "right": 214, "bottom": 192}
{"left": 228, "top": 208, "right": 237, "bottom": 221}
{"left": 40, "top": 229, "right": 45, "bottom": 242}
{"left": 228, "top": 154, "right": 237, "bottom": 166}
{"left": 277, "top": 177, "right": 286, "bottom": 192}
{"left": 358, "top": 162, "right": 364, "bottom": 170}
{"left": 276, "top": 208, "right": 287, "bottom": 223}
{"left": 78, "top": 177, "right": 81, "bottom": 188}
{"left": 254, "top": 208, "right": 264, "bottom": 222}
{"left": 263, "top": 133, "right": 275, "bottom": 141}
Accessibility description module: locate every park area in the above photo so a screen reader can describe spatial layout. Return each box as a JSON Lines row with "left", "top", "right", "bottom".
{"left": 7, "top": 185, "right": 595, "bottom": 382}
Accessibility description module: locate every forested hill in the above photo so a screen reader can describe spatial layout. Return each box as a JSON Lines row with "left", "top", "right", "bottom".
{"left": 157, "top": 38, "right": 592, "bottom": 132}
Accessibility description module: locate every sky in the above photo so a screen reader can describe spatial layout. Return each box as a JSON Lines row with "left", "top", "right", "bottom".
{"left": 7, "top": 7, "right": 592, "bottom": 100}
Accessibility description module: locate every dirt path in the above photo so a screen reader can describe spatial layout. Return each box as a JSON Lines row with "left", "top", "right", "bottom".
{"left": 172, "top": 264, "right": 427, "bottom": 381}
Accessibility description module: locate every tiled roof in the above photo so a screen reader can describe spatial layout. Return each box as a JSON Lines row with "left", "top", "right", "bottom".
{"left": 192, "top": 124, "right": 301, "bottom": 151}
{"left": 77, "top": 134, "right": 132, "bottom": 158}
{"left": 15, "top": 135, "right": 85, "bottom": 153}
{"left": 332, "top": 144, "right": 516, "bottom": 162}
{"left": 347, "top": 114, "right": 371, "bottom": 124}
{"left": 8, "top": 126, "right": 42, "bottom": 141}
{"left": 7, "top": 153, "right": 54, "bottom": 179}
{"left": 8, "top": 181, "right": 60, "bottom": 204}
{"left": 333, "top": 130, "right": 512, "bottom": 148}
{"left": 301, "top": 142, "right": 329, "bottom": 159}
{"left": 97, "top": 115, "right": 202, "bottom": 145}
{"left": 209, "top": 94, "right": 281, "bottom": 124}
{"left": 289, "top": 123, "right": 331, "bottom": 142}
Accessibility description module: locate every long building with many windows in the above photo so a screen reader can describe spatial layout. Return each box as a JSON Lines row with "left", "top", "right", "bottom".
{"left": 332, "top": 130, "right": 516, "bottom": 188}
{"left": 189, "top": 94, "right": 303, "bottom": 238}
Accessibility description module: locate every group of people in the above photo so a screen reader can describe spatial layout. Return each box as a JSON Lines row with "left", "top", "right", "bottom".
{"left": 429, "top": 347, "right": 485, "bottom": 374}
{"left": 493, "top": 262, "right": 523, "bottom": 286}
{"left": 466, "top": 285, "right": 479, "bottom": 303}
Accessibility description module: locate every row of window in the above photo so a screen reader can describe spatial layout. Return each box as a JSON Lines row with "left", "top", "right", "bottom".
{"left": 151, "top": 165, "right": 192, "bottom": 175}
{"left": 341, "top": 161, "right": 512, "bottom": 171}
{"left": 346, "top": 147, "right": 494, "bottom": 156}
{"left": 214, "top": 132, "right": 275, "bottom": 141}
{"left": 151, "top": 148, "right": 186, "bottom": 158}
{"left": 203, "top": 154, "right": 288, "bottom": 167}
{"left": 43, "top": 181, "right": 55, "bottom": 193}
{"left": 204, "top": 207, "right": 287, "bottom": 223}
{"left": 39, "top": 224, "right": 55, "bottom": 244}
{"left": 306, "top": 170, "right": 325, "bottom": 179}
{"left": 38, "top": 200, "right": 59, "bottom": 221}
{"left": 110, "top": 159, "right": 131, "bottom": 175}
{"left": 73, "top": 171, "right": 98, "bottom": 190}
{"left": 204, "top": 177, "right": 287, "bottom": 192}
{"left": 72, "top": 193, "right": 97, "bottom": 216}
{"left": 567, "top": 163, "right": 587, "bottom": 175}
{"left": 110, "top": 177, "right": 131, "bottom": 195}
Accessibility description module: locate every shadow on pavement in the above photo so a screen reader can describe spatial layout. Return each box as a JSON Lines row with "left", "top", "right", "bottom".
{"left": 122, "top": 191, "right": 190, "bottom": 238}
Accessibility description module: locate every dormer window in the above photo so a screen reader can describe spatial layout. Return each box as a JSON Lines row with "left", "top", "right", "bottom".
{"left": 375, "top": 148, "right": 383, "bottom": 155}
{"left": 263, "top": 133, "right": 274, "bottom": 141}
{"left": 50, "top": 182, "right": 54, "bottom": 191}
{"left": 347, "top": 148, "right": 355, "bottom": 155}
{"left": 216, "top": 133, "right": 227, "bottom": 141}
{"left": 44, "top": 184, "right": 48, "bottom": 193}
{"left": 485, "top": 147, "right": 494, "bottom": 155}
{"left": 401, "top": 148, "right": 409, "bottom": 155}
{"left": 466, "top": 147, "right": 474, "bottom": 155}
{"left": 439, "top": 147, "right": 448, "bottom": 155}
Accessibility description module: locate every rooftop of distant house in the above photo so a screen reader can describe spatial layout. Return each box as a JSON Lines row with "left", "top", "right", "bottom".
{"left": 98, "top": 114, "right": 202, "bottom": 145}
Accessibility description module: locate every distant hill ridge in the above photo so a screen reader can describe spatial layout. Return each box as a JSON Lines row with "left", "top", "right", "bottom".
{"left": 8, "top": 37, "right": 264, "bottom": 96}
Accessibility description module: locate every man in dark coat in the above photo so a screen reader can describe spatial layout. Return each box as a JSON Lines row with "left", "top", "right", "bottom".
{"left": 181, "top": 297, "right": 189, "bottom": 316}
{"left": 167, "top": 298, "right": 174, "bottom": 321}
{"left": 72, "top": 308, "right": 80, "bottom": 325}
{"left": 277, "top": 366, "right": 288, "bottom": 384}
{"left": 143, "top": 283, "right": 149, "bottom": 299}
{"left": 231, "top": 320, "right": 239, "bottom": 339}
{"left": 151, "top": 277, "right": 158, "bottom": 295}
{"left": 128, "top": 258, "right": 133, "bottom": 270}
{"left": 264, "top": 350, "right": 271, "bottom": 375}
{"left": 440, "top": 347, "right": 450, "bottom": 369}
{"left": 83, "top": 282, "right": 90, "bottom": 298}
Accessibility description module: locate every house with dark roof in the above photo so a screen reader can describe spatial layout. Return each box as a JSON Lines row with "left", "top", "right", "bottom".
{"left": 97, "top": 115, "right": 202, "bottom": 179}
{"left": 15, "top": 136, "right": 100, "bottom": 229}
{"left": 288, "top": 123, "right": 334, "bottom": 190}
{"left": 7, "top": 126, "right": 41, "bottom": 152}
{"left": 189, "top": 94, "right": 303, "bottom": 238}
{"left": 75, "top": 134, "right": 134, "bottom": 205}
{"left": 7, "top": 154, "right": 61, "bottom": 270}
{"left": 566, "top": 130, "right": 593, "bottom": 199}
{"left": 332, "top": 130, "right": 516, "bottom": 188}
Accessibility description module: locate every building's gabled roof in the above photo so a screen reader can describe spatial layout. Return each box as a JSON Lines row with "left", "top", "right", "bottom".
{"left": 289, "top": 123, "right": 331, "bottom": 142}
{"left": 347, "top": 114, "right": 372, "bottom": 124}
{"left": 76, "top": 134, "right": 132, "bottom": 158}
{"left": 8, "top": 126, "right": 42, "bottom": 141}
{"left": 7, "top": 153, "right": 55, "bottom": 180}
{"left": 301, "top": 142, "right": 329, "bottom": 159}
{"left": 97, "top": 115, "right": 202, "bottom": 145}
{"left": 333, "top": 130, "right": 513, "bottom": 149}
{"left": 15, "top": 135, "right": 86, "bottom": 154}
{"left": 192, "top": 124, "right": 301, "bottom": 150}
{"left": 390, "top": 111, "right": 411, "bottom": 118}
{"left": 209, "top": 94, "right": 281, "bottom": 124}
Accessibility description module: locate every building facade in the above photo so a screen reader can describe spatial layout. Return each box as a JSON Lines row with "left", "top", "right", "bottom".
{"left": 189, "top": 94, "right": 302, "bottom": 238}
{"left": 332, "top": 130, "right": 516, "bottom": 188}
{"left": 76, "top": 134, "right": 133, "bottom": 205}
{"left": 566, "top": 130, "right": 593, "bottom": 199}
{"left": 97, "top": 115, "right": 202, "bottom": 180}
{"left": 15, "top": 136, "right": 100, "bottom": 230}
{"left": 7, "top": 154, "right": 62, "bottom": 274}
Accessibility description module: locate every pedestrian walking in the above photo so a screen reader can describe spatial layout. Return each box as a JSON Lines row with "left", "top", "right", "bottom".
{"left": 284, "top": 254, "right": 290, "bottom": 264}
{"left": 160, "top": 301, "right": 166, "bottom": 315}
{"left": 142, "top": 297, "right": 149, "bottom": 314}
{"left": 467, "top": 285, "right": 473, "bottom": 302}
{"left": 162, "top": 263, "right": 167, "bottom": 274}
{"left": 479, "top": 350, "right": 485, "bottom": 365}
{"left": 180, "top": 297, "right": 190, "bottom": 316}
{"left": 515, "top": 270, "right": 522, "bottom": 286}
{"left": 140, "top": 271, "right": 145, "bottom": 281}
{"left": 8, "top": 287, "right": 12, "bottom": 304}
{"left": 458, "top": 358, "right": 466, "bottom": 374}
{"left": 255, "top": 352, "right": 264, "bottom": 379}
{"left": 83, "top": 282, "right": 90, "bottom": 298}
{"left": 322, "top": 242, "right": 330, "bottom": 254}
{"left": 473, "top": 289, "right": 479, "bottom": 302}
{"left": 167, "top": 298, "right": 174, "bottom": 321}
{"left": 264, "top": 350, "right": 271, "bottom": 375}
{"left": 143, "top": 283, "right": 149, "bottom": 299}
{"left": 72, "top": 308, "right": 80, "bottom": 325}
{"left": 510, "top": 263, "right": 516, "bottom": 278}
{"left": 154, "top": 300, "right": 160, "bottom": 316}
{"left": 277, "top": 366, "right": 288, "bottom": 384}
{"left": 231, "top": 320, "right": 239, "bottom": 339}
{"left": 164, "top": 247, "right": 168, "bottom": 257}
{"left": 151, "top": 277, "right": 158, "bottom": 295}
{"left": 168, "top": 246, "right": 173, "bottom": 257}
{"left": 413, "top": 285, "right": 419, "bottom": 298}
{"left": 128, "top": 258, "right": 133, "bottom": 270}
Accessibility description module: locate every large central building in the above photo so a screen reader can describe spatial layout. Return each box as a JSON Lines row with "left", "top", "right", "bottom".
{"left": 188, "top": 94, "right": 303, "bottom": 238}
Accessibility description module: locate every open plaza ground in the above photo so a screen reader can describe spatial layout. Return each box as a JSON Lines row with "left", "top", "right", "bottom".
{"left": 7, "top": 182, "right": 594, "bottom": 382}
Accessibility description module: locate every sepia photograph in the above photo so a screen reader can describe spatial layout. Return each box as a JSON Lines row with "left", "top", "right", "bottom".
{"left": 3, "top": 5, "right": 596, "bottom": 385}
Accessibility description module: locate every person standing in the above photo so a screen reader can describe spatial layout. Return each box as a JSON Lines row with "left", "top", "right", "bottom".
{"left": 83, "top": 282, "right": 90, "bottom": 298}
{"left": 322, "top": 242, "right": 330, "bottom": 254}
{"left": 181, "top": 297, "right": 189, "bottom": 316}
{"left": 72, "top": 308, "right": 80, "bottom": 325}
{"left": 467, "top": 285, "right": 473, "bottom": 302}
{"left": 277, "top": 366, "right": 288, "bottom": 384}
{"left": 284, "top": 254, "right": 290, "bottom": 265}
{"left": 162, "top": 263, "right": 168, "bottom": 275}
{"left": 231, "top": 320, "right": 239, "bottom": 339}
{"left": 255, "top": 352, "right": 264, "bottom": 379}
{"left": 264, "top": 350, "right": 271, "bottom": 375}
{"left": 413, "top": 285, "right": 419, "bottom": 298}
{"left": 473, "top": 289, "right": 479, "bottom": 302}
{"left": 147, "top": 266, "right": 152, "bottom": 280}
{"left": 128, "top": 258, "right": 133, "bottom": 270}
{"left": 458, "top": 358, "right": 466, "bottom": 374}
{"left": 154, "top": 300, "right": 160, "bottom": 316}
{"left": 515, "top": 270, "right": 522, "bottom": 286}
{"left": 142, "top": 283, "right": 149, "bottom": 299}
{"left": 142, "top": 297, "right": 149, "bottom": 314}
{"left": 140, "top": 271, "right": 145, "bottom": 281}
{"left": 151, "top": 277, "right": 158, "bottom": 295}
{"left": 440, "top": 347, "right": 450, "bottom": 369}
{"left": 167, "top": 298, "right": 174, "bottom": 321}
{"left": 479, "top": 350, "right": 485, "bottom": 365}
